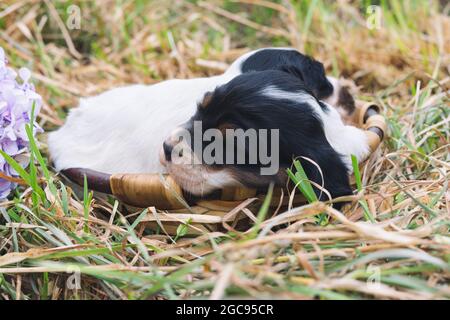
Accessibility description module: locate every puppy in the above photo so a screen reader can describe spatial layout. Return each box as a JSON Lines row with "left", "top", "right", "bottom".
{"left": 161, "top": 70, "right": 369, "bottom": 201}
{"left": 48, "top": 47, "right": 357, "bottom": 176}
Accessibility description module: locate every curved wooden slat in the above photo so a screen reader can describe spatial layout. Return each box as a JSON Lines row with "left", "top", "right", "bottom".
{"left": 110, "top": 173, "right": 186, "bottom": 209}
{"left": 61, "top": 168, "right": 112, "bottom": 194}
{"left": 355, "top": 100, "right": 387, "bottom": 152}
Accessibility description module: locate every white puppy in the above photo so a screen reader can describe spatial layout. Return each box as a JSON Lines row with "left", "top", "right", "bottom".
{"left": 48, "top": 48, "right": 368, "bottom": 175}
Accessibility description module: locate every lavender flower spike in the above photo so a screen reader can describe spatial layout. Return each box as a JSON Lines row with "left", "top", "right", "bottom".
{"left": 0, "top": 46, "right": 42, "bottom": 199}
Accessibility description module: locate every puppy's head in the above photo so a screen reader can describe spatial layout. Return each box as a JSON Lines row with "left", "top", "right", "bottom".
{"left": 239, "top": 48, "right": 356, "bottom": 122}
{"left": 160, "top": 70, "right": 351, "bottom": 200}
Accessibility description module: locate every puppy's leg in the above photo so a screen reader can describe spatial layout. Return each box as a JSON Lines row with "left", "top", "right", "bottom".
{"left": 337, "top": 125, "right": 371, "bottom": 169}
{"left": 320, "top": 104, "right": 371, "bottom": 172}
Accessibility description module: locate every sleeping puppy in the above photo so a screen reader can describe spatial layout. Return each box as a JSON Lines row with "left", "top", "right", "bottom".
{"left": 48, "top": 47, "right": 358, "bottom": 177}
{"left": 161, "top": 70, "right": 369, "bottom": 201}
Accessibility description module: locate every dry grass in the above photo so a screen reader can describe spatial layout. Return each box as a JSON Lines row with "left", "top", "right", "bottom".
{"left": 0, "top": 0, "right": 449, "bottom": 300}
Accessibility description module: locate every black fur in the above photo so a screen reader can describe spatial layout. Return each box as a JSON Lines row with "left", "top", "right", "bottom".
{"left": 240, "top": 48, "right": 334, "bottom": 100}
{"left": 185, "top": 70, "right": 352, "bottom": 205}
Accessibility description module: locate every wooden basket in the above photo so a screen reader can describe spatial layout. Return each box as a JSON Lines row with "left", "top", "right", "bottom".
{"left": 62, "top": 100, "right": 387, "bottom": 234}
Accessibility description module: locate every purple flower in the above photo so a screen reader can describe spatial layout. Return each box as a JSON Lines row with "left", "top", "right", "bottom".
{"left": 0, "top": 46, "right": 42, "bottom": 199}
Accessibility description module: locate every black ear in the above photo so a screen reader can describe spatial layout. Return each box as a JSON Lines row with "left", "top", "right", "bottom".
{"left": 275, "top": 104, "right": 352, "bottom": 208}
{"left": 279, "top": 57, "right": 333, "bottom": 100}
{"left": 240, "top": 49, "right": 334, "bottom": 99}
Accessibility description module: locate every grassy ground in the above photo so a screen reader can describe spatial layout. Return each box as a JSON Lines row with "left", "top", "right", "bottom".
{"left": 0, "top": 0, "right": 449, "bottom": 300}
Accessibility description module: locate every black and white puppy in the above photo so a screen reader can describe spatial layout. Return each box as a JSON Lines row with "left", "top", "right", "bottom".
{"left": 48, "top": 47, "right": 367, "bottom": 199}
{"left": 161, "top": 70, "right": 368, "bottom": 201}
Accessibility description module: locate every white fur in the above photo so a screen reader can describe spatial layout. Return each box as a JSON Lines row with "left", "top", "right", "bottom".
{"left": 324, "top": 76, "right": 340, "bottom": 106}
{"left": 261, "top": 86, "right": 370, "bottom": 171}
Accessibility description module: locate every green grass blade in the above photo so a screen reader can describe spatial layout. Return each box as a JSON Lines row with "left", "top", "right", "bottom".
{"left": 351, "top": 155, "right": 375, "bottom": 222}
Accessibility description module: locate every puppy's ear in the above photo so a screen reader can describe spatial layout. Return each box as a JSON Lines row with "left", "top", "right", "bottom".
{"left": 240, "top": 49, "right": 333, "bottom": 99}
{"left": 279, "top": 57, "right": 333, "bottom": 100}
{"left": 277, "top": 112, "right": 352, "bottom": 206}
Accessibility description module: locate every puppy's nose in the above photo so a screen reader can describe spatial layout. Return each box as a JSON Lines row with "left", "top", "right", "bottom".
{"left": 163, "top": 141, "right": 173, "bottom": 162}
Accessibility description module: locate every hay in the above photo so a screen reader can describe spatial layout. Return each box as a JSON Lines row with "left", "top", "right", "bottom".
{"left": 0, "top": 0, "right": 448, "bottom": 300}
